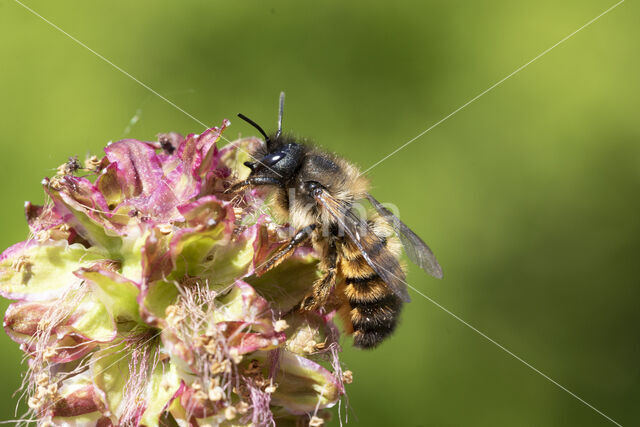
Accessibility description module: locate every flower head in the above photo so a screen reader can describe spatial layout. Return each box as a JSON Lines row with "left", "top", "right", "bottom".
{"left": 1, "top": 122, "right": 348, "bottom": 426}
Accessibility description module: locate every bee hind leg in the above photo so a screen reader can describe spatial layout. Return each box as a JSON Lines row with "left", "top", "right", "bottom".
{"left": 300, "top": 240, "right": 337, "bottom": 312}
{"left": 299, "top": 271, "right": 336, "bottom": 312}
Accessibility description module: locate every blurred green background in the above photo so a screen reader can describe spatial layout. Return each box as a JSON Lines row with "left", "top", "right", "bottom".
{"left": 1, "top": 0, "right": 638, "bottom": 425}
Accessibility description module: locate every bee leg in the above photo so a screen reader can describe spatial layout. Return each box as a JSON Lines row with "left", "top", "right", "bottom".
{"left": 255, "top": 224, "right": 316, "bottom": 276}
{"left": 227, "top": 176, "right": 283, "bottom": 193}
{"left": 299, "top": 271, "right": 336, "bottom": 312}
{"left": 300, "top": 240, "right": 337, "bottom": 312}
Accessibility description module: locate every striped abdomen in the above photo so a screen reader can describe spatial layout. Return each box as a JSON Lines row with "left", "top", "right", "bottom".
{"left": 337, "top": 218, "right": 405, "bottom": 349}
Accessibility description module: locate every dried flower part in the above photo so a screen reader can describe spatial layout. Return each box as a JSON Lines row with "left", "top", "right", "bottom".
{"left": 0, "top": 123, "right": 349, "bottom": 427}
{"left": 342, "top": 370, "right": 354, "bottom": 385}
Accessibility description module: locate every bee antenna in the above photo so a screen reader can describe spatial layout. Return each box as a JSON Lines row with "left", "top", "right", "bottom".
{"left": 276, "top": 91, "right": 285, "bottom": 139}
{"left": 237, "top": 113, "right": 270, "bottom": 144}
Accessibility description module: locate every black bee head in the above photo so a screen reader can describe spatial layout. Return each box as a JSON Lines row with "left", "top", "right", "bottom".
{"left": 236, "top": 92, "right": 310, "bottom": 188}
{"left": 246, "top": 140, "right": 305, "bottom": 182}
{"left": 237, "top": 92, "right": 305, "bottom": 185}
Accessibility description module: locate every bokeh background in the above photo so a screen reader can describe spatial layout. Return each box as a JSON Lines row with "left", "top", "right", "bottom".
{"left": 1, "top": 0, "right": 638, "bottom": 425}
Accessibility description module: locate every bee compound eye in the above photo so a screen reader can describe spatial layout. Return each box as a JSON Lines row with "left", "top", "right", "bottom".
{"left": 262, "top": 151, "right": 286, "bottom": 167}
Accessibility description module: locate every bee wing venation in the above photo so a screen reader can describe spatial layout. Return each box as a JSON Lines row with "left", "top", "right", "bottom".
{"left": 367, "top": 194, "right": 443, "bottom": 279}
{"left": 315, "top": 190, "right": 411, "bottom": 303}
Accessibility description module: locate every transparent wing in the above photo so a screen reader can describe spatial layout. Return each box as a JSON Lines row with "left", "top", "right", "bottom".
{"left": 367, "top": 194, "right": 443, "bottom": 279}
{"left": 314, "top": 189, "right": 411, "bottom": 302}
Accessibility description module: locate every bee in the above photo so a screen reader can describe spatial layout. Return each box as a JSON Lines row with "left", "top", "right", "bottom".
{"left": 230, "top": 93, "right": 443, "bottom": 348}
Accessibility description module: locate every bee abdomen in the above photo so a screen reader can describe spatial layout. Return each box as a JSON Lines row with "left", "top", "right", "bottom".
{"left": 344, "top": 273, "right": 403, "bottom": 349}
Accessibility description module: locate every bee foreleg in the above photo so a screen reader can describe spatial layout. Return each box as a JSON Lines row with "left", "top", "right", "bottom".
{"left": 255, "top": 224, "right": 317, "bottom": 276}
{"left": 228, "top": 176, "right": 283, "bottom": 193}
{"left": 300, "top": 240, "right": 337, "bottom": 312}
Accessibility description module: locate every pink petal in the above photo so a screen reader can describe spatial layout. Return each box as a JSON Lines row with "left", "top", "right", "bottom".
{"left": 24, "top": 202, "right": 63, "bottom": 234}
{"left": 104, "top": 140, "right": 165, "bottom": 200}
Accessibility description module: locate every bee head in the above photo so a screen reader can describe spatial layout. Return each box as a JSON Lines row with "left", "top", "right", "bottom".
{"left": 243, "top": 140, "right": 304, "bottom": 181}
{"left": 237, "top": 92, "right": 304, "bottom": 184}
